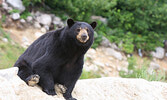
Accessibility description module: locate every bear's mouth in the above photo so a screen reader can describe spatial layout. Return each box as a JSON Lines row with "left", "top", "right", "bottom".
{"left": 76, "top": 35, "right": 89, "bottom": 43}
{"left": 76, "top": 28, "right": 89, "bottom": 43}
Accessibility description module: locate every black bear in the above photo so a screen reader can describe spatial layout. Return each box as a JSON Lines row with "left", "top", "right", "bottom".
{"left": 14, "top": 19, "right": 97, "bottom": 100}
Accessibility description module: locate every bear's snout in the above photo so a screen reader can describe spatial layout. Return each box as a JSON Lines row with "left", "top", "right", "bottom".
{"left": 76, "top": 28, "right": 89, "bottom": 43}
{"left": 81, "top": 34, "right": 87, "bottom": 41}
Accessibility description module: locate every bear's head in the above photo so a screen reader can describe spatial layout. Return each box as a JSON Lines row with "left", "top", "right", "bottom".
{"left": 66, "top": 19, "right": 97, "bottom": 46}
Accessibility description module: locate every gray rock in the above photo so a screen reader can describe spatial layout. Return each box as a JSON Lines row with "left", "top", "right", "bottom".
{"left": 53, "top": 16, "right": 64, "bottom": 28}
{"left": 44, "top": 25, "right": 50, "bottom": 31}
{"left": 103, "top": 48, "right": 123, "bottom": 60}
{"left": 83, "top": 64, "right": 98, "bottom": 72}
{"left": 34, "top": 11, "right": 42, "bottom": 17}
{"left": 2, "top": 38, "right": 8, "bottom": 43}
{"left": 41, "top": 27, "right": 47, "bottom": 33}
{"left": 26, "top": 16, "right": 33, "bottom": 22}
{"left": 91, "top": 16, "right": 107, "bottom": 24}
{"left": 1, "top": 68, "right": 167, "bottom": 100}
{"left": 11, "top": 13, "right": 20, "bottom": 20}
{"left": 151, "top": 47, "right": 165, "bottom": 59}
{"left": 20, "top": 19, "right": 26, "bottom": 23}
{"left": 110, "top": 43, "right": 120, "bottom": 51}
{"left": 149, "top": 62, "right": 160, "bottom": 70}
{"left": 6, "top": 0, "right": 25, "bottom": 13}
{"left": 0, "top": 67, "right": 18, "bottom": 80}
{"left": 100, "top": 36, "right": 112, "bottom": 47}
{"left": 166, "top": 53, "right": 167, "bottom": 57}
{"left": 2, "top": 2, "right": 13, "bottom": 13}
{"left": 53, "top": 16, "right": 61, "bottom": 23}
{"left": 93, "top": 61, "right": 105, "bottom": 67}
{"left": 36, "top": 14, "right": 52, "bottom": 26}
{"left": 100, "top": 37, "right": 120, "bottom": 50}
{"left": 53, "top": 16, "right": 61, "bottom": 25}
{"left": 34, "top": 21, "right": 41, "bottom": 29}
{"left": 148, "top": 62, "right": 160, "bottom": 75}
{"left": 2, "top": 2, "right": 9, "bottom": 10}
{"left": 138, "top": 49, "right": 143, "bottom": 57}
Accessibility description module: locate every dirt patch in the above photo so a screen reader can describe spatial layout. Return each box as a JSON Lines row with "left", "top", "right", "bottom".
{"left": 3, "top": 27, "right": 43, "bottom": 47}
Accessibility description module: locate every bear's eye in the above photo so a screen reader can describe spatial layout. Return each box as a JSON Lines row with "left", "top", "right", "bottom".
{"left": 86, "top": 28, "right": 89, "bottom": 32}
{"left": 76, "top": 28, "right": 80, "bottom": 32}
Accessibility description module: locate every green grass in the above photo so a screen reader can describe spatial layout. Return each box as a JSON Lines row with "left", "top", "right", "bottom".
{"left": 9, "top": 9, "right": 20, "bottom": 14}
{"left": 119, "top": 56, "right": 166, "bottom": 82}
{"left": 80, "top": 70, "right": 101, "bottom": 79}
{"left": 0, "top": 27, "right": 11, "bottom": 41}
{"left": 0, "top": 28, "right": 25, "bottom": 69}
{"left": 0, "top": 41, "right": 25, "bottom": 69}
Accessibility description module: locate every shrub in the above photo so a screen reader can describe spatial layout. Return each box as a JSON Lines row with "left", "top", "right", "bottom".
{"left": 20, "top": 11, "right": 31, "bottom": 19}
{"left": 22, "top": 0, "right": 167, "bottom": 53}
{"left": 45, "top": 0, "right": 115, "bottom": 21}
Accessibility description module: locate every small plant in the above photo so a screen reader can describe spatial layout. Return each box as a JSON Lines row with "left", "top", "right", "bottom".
{"left": 20, "top": 11, "right": 31, "bottom": 19}
{"left": 119, "top": 56, "right": 166, "bottom": 82}
{"left": 80, "top": 70, "right": 101, "bottom": 79}
{"left": 0, "top": 15, "right": 6, "bottom": 26}
{"left": 9, "top": 9, "right": 20, "bottom": 14}
{"left": 0, "top": 42, "right": 25, "bottom": 69}
{"left": 0, "top": 27, "right": 11, "bottom": 41}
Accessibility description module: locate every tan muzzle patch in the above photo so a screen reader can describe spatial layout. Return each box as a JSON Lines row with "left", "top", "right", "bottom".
{"left": 76, "top": 28, "right": 89, "bottom": 43}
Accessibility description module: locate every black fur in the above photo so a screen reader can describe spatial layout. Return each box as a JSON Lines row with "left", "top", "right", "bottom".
{"left": 14, "top": 19, "right": 97, "bottom": 100}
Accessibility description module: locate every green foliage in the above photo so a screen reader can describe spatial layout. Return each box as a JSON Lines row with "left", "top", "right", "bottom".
{"left": 0, "top": 15, "right": 6, "bottom": 26}
{"left": 1, "top": 15, "right": 6, "bottom": 23}
{"left": 20, "top": 11, "right": 31, "bottom": 19}
{"left": 9, "top": 9, "right": 20, "bottom": 14}
{"left": 80, "top": 70, "right": 101, "bottom": 79}
{"left": 105, "top": 0, "right": 167, "bottom": 53}
{"left": 22, "top": 0, "right": 42, "bottom": 7}
{"left": 119, "top": 56, "right": 166, "bottom": 82}
{"left": 45, "top": 0, "right": 115, "bottom": 21}
{"left": 22, "top": 0, "right": 167, "bottom": 52}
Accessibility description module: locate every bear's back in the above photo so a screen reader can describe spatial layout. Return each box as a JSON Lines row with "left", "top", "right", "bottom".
{"left": 15, "top": 28, "right": 64, "bottom": 67}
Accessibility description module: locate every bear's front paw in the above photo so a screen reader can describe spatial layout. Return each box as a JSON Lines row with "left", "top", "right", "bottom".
{"left": 66, "top": 97, "right": 77, "bottom": 100}
{"left": 43, "top": 88, "right": 57, "bottom": 96}
{"left": 26, "top": 74, "right": 40, "bottom": 86}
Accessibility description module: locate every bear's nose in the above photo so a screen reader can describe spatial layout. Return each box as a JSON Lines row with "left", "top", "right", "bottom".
{"left": 81, "top": 34, "right": 87, "bottom": 41}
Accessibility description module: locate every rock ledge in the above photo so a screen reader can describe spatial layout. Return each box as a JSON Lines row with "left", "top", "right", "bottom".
{"left": 0, "top": 67, "right": 167, "bottom": 100}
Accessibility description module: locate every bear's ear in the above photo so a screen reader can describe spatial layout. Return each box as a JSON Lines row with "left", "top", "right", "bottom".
{"left": 90, "top": 21, "right": 97, "bottom": 29}
{"left": 67, "top": 18, "right": 75, "bottom": 28}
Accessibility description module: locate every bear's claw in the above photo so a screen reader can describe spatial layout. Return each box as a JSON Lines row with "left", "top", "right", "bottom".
{"left": 27, "top": 74, "right": 40, "bottom": 86}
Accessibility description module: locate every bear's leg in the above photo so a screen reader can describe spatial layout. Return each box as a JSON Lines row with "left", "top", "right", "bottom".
{"left": 63, "top": 57, "right": 83, "bottom": 100}
{"left": 32, "top": 55, "right": 57, "bottom": 95}
{"left": 63, "top": 81, "right": 77, "bottom": 100}
{"left": 33, "top": 65, "right": 56, "bottom": 95}
{"left": 16, "top": 60, "right": 39, "bottom": 86}
{"left": 37, "top": 72, "right": 56, "bottom": 95}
